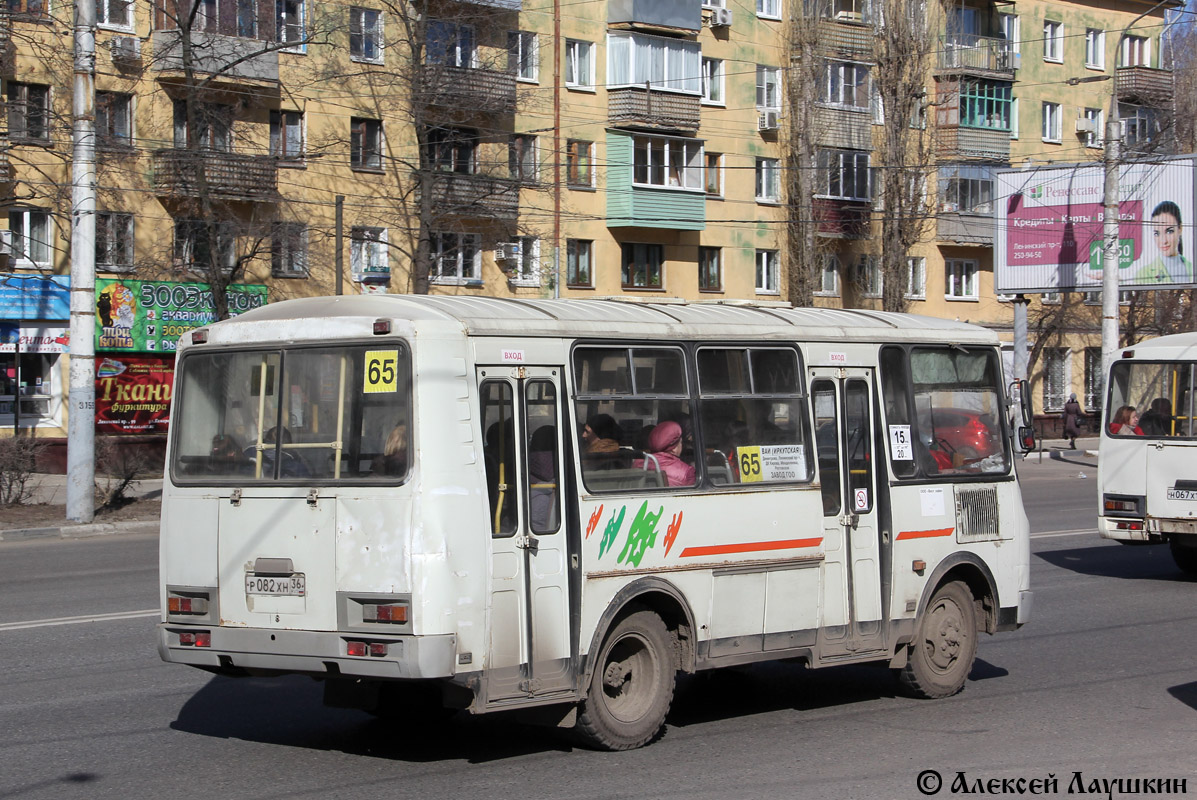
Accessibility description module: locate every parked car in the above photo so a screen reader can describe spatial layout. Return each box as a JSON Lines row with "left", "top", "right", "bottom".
{"left": 925, "top": 407, "right": 1000, "bottom": 460}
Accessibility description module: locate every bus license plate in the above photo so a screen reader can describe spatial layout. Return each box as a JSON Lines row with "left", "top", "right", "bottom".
{"left": 245, "top": 573, "right": 306, "bottom": 596}
{"left": 1167, "top": 489, "right": 1197, "bottom": 501}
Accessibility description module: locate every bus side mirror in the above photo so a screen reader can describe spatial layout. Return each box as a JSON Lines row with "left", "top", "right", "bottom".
{"left": 1017, "top": 426, "right": 1036, "bottom": 453}
{"left": 1017, "top": 379, "right": 1033, "bottom": 428}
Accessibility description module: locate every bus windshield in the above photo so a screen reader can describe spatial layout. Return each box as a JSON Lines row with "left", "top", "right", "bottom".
{"left": 171, "top": 344, "right": 412, "bottom": 483}
{"left": 1107, "top": 361, "right": 1195, "bottom": 437}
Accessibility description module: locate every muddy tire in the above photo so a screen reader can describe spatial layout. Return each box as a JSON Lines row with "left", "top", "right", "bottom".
{"left": 898, "top": 581, "right": 977, "bottom": 699}
{"left": 575, "top": 607, "right": 675, "bottom": 750}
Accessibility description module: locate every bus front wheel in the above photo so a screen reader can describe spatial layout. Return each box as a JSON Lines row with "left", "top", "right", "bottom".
{"left": 575, "top": 606, "right": 675, "bottom": 750}
{"left": 898, "top": 580, "right": 977, "bottom": 699}
{"left": 1170, "top": 539, "right": 1197, "bottom": 577}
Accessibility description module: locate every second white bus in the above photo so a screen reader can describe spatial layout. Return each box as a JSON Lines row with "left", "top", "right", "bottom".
{"left": 158, "top": 296, "right": 1033, "bottom": 749}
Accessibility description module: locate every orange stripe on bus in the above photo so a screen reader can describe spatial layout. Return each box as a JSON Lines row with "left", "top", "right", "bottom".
{"left": 896, "top": 528, "right": 955, "bottom": 541}
{"left": 679, "top": 538, "right": 823, "bottom": 558}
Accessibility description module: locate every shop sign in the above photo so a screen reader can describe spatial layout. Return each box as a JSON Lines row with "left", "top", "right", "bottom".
{"left": 95, "top": 355, "right": 175, "bottom": 434}
{"left": 96, "top": 279, "right": 268, "bottom": 353}
{"left": 0, "top": 324, "right": 70, "bottom": 353}
{"left": 0, "top": 274, "right": 70, "bottom": 320}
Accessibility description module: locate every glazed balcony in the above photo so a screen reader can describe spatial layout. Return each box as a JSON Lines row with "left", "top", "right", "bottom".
{"left": 937, "top": 34, "right": 1016, "bottom": 78}
{"left": 151, "top": 149, "right": 279, "bottom": 202}
{"left": 815, "top": 106, "right": 872, "bottom": 151}
{"left": 418, "top": 65, "right": 517, "bottom": 115}
{"left": 608, "top": 87, "right": 701, "bottom": 134}
{"left": 423, "top": 172, "right": 520, "bottom": 220}
{"left": 608, "top": 0, "right": 700, "bottom": 32}
{"left": 815, "top": 198, "right": 871, "bottom": 239}
{"left": 1115, "top": 65, "right": 1172, "bottom": 105}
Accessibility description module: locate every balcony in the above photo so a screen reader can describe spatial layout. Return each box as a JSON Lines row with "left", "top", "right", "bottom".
{"left": 937, "top": 211, "right": 994, "bottom": 245}
{"left": 608, "top": 0, "right": 700, "bottom": 32}
{"left": 815, "top": 198, "right": 870, "bottom": 239}
{"left": 608, "top": 87, "right": 701, "bottom": 134}
{"left": 937, "top": 35, "right": 1016, "bottom": 79}
{"left": 423, "top": 172, "right": 520, "bottom": 220}
{"left": 0, "top": 147, "right": 11, "bottom": 185}
{"left": 817, "top": 18, "right": 874, "bottom": 60}
{"left": 1115, "top": 66, "right": 1172, "bottom": 106}
{"left": 151, "top": 149, "right": 279, "bottom": 202}
{"left": 815, "top": 107, "right": 872, "bottom": 151}
{"left": 935, "top": 126, "right": 1010, "bottom": 161}
{"left": 418, "top": 65, "right": 517, "bottom": 115}
{"left": 151, "top": 30, "right": 279, "bottom": 88}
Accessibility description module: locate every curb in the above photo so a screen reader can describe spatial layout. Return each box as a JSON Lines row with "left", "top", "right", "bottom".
{"left": 0, "top": 519, "right": 160, "bottom": 543}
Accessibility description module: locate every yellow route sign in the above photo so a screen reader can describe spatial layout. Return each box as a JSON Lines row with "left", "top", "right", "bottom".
{"left": 364, "top": 350, "right": 399, "bottom": 393}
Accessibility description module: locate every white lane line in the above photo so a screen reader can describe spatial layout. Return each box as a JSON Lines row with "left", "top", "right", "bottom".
{"left": 1031, "top": 529, "right": 1098, "bottom": 539}
{"left": 0, "top": 609, "right": 158, "bottom": 632}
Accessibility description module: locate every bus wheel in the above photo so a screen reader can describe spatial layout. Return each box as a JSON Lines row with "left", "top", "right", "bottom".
{"left": 1169, "top": 539, "right": 1197, "bottom": 577}
{"left": 575, "top": 607, "right": 675, "bottom": 750}
{"left": 898, "top": 581, "right": 977, "bottom": 699}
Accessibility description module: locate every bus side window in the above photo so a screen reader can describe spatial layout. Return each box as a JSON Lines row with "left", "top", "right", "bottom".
{"left": 481, "top": 381, "right": 518, "bottom": 536}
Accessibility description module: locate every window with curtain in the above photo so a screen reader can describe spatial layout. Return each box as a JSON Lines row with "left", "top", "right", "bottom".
{"left": 607, "top": 32, "right": 701, "bottom": 95}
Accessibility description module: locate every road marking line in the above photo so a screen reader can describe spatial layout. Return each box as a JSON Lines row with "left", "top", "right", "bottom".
{"left": 0, "top": 609, "right": 158, "bottom": 632}
{"left": 1031, "top": 529, "right": 1098, "bottom": 539}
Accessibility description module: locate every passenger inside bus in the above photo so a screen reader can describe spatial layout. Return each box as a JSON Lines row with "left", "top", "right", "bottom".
{"left": 247, "top": 426, "right": 312, "bottom": 478}
{"left": 1110, "top": 405, "right": 1143, "bottom": 436}
{"left": 581, "top": 414, "right": 622, "bottom": 455}
{"left": 528, "top": 425, "right": 558, "bottom": 530}
{"left": 371, "top": 424, "right": 408, "bottom": 476}
{"left": 208, "top": 434, "right": 245, "bottom": 474}
{"left": 1138, "top": 398, "right": 1173, "bottom": 436}
{"left": 634, "top": 420, "right": 695, "bottom": 487}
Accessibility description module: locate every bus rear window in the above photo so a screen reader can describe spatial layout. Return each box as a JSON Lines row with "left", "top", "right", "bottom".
{"left": 1107, "top": 361, "right": 1194, "bottom": 437}
{"left": 171, "top": 345, "right": 411, "bottom": 483}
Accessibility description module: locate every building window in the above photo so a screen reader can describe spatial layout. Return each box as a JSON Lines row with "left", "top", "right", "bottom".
{"left": 633, "top": 135, "right": 704, "bottom": 190}
{"left": 1121, "top": 103, "right": 1158, "bottom": 148}
{"left": 705, "top": 152, "right": 723, "bottom": 195}
{"left": 1042, "top": 101, "right": 1061, "bottom": 142}
{"left": 703, "top": 0, "right": 725, "bottom": 7}
{"left": 817, "top": 254, "right": 839, "bottom": 296}
{"left": 7, "top": 83, "right": 50, "bottom": 142}
{"left": 427, "top": 20, "right": 474, "bottom": 67}
{"left": 821, "top": 61, "right": 869, "bottom": 110}
{"left": 1121, "top": 35, "right": 1150, "bottom": 67}
{"left": 9, "top": 209, "right": 51, "bottom": 266}
{"left": 938, "top": 165, "right": 993, "bottom": 214}
{"left": 430, "top": 232, "right": 480, "bottom": 283}
{"left": 1000, "top": 14, "right": 1020, "bottom": 55}
{"left": 508, "top": 134, "right": 537, "bottom": 182}
{"left": 567, "top": 239, "right": 593, "bottom": 287}
{"left": 1083, "top": 108, "right": 1103, "bottom": 148}
{"left": 1043, "top": 20, "right": 1063, "bottom": 62}
{"left": 756, "top": 66, "right": 781, "bottom": 111}
{"left": 350, "top": 227, "right": 388, "bottom": 279}
{"left": 755, "top": 158, "right": 780, "bottom": 202}
{"left": 756, "top": 250, "right": 779, "bottom": 294}
{"left": 276, "top": 0, "right": 304, "bottom": 47}
{"left": 608, "top": 32, "right": 702, "bottom": 95}
{"left": 508, "top": 31, "right": 538, "bottom": 82}
{"left": 1084, "top": 347, "right": 1103, "bottom": 413}
{"left": 173, "top": 100, "right": 231, "bottom": 151}
{"left": 565, "top": 39, "right": 595, "bottom": 89}
{"left": 270, "top": 223, "right": 307, "bottom": 277}
{"left": 566, "top": 139, "right": 593, "bottom": 187}
{"left": 817, "top": 149, "right": 871, "bottom": 201}
{"left": 96, "top": 212, "right": 134, "bottom": 271}
{"left": 756, "top": 0, "right": 780, "bottom": 20}
{"left": 856, "top": 254, "right": 881, "bottom": 298}
{"left": 98, "top": 0, "right": 133, "bottom": 28}
{"left": 1042, "top": 347, "right": 1069, "bottom": 412}
{"left": 945, "top": 258, "right": 978, "bottom": 299}
{"left": 350, "top": 117, "right": 383, "bottom": 170}
{"left": 622, "top": 243, "right": 664, "bottom": 289}
{"left": 425, "top": 126, "right": 476, "bottom": 173}
{"left": 270, "top": 110, "right": 304, "bottom": 162}
{"left": 96, "top": 92, "right": 133, "bottom": 148}
{"left": 507, "top": 236, "right": 541, "bottom": 286}
{"left": 1085, "top": 28, "right": 1105, "bottom": 69}
{"left": 906, "top": 256, "right": 925, "bottom": 299}
{"left": 698, "top": 247, "right": 722, "bottom": 292}
{"left": 350, "top": 7, "right": 383, "bottom": 63}
{"left": 701, "top": 58, "right": 724, "bottom": 104}
{"left": 174, "top": 220, "right": 235, "bottom": 274}
{"left": 1010, "top": 97, "right": 1019, "bottom": 138}
{"left": 959, "top": 79, "right": 1011, "bottom": 130}
{"left": 237, "top": 0, "right": 257, "bottom": 37}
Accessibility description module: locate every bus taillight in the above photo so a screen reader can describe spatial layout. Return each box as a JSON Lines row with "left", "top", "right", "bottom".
{"left": 362, "top": 603, "right": 408, "bottom": 623}
{"left": 1103, "top": 495, "right": 1144, "bottom": 516}
{"left": 178, "top": 631, "right": 211, "bottom": 647}
{"left": 168, "top": 593, "right": 209, "bottom": 615}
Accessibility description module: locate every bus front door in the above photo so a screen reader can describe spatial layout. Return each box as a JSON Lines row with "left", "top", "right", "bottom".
{"left": 810, "top": 368, "right": 885, "bottom": 660}
{"left": 478, "top": 367, "right": 574, "bottom": 704}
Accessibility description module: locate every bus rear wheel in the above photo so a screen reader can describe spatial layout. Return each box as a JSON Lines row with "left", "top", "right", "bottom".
{"left": 898, "top": 581, "right": 977, "bottom": 699}
{"left": 575, "top": 607, "right": 675, "bottom": 750}
{"left": 1170, "top": 539, "right": 1197, "bottom": 577}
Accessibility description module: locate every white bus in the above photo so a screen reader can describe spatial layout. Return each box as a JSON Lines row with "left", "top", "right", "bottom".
{"left": 1099, "top": 332, "right": 1197, "bottom": 575}
{"left": 158, "top": 296, "right": 1033, "bottom": 749}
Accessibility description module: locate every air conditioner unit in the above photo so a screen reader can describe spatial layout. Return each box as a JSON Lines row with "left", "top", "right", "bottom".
{"left": 1075, "top": 118, "right": 1098, "bottom": 134}
{"left": 710, "top": 7, "right": 733, "bottom": 27}
{"left": 0, "top": 230, "right": 11, "bottom": 257}
{"left": 1011, "top": 52, "right": 1021, "bottom": 70}
{"left": 758, "top": 110, "right": 780, "bottom": 131}
{"left": 109, "top": 36, "right": 141, "bottom": 64}
{"left": 494, "top": 242, "right": 522, "bottom": 261}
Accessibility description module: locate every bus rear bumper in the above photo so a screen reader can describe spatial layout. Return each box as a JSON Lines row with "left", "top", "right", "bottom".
{"left": 158, "top": 624, "right": 457, "bottom": 680}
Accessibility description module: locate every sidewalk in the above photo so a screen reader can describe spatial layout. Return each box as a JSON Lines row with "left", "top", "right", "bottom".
{"left": 1024, "top": 436, "right": 1100, "bottom": 459}
{"left": 0, "top": 473, "right": 163, "bottom": 543}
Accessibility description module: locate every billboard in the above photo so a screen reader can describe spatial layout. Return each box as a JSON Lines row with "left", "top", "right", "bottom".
{"left": 95, "top": 355, "right": 175, "bottom": 434}
{"left": 995, "top": 158, "right": 1196, "bottom": 293}
{"left": 95, "top": 279, "right": 267, "bottom": 353}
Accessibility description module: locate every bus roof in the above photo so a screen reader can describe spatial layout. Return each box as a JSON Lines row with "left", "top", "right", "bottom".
{"left": 1117, "top": 332, "right": 1197, "bottom": 360}
{"left": 207, "top": 295, "right": 1001, "bottom": 345}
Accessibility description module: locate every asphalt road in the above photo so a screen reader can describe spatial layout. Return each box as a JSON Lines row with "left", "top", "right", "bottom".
{"left": 1, "top": 456, "right": 1194, "bottom": 800}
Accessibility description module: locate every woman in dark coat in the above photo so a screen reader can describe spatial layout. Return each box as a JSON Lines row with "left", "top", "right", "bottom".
{"left": 1062, "top": 393, "right": 1084, "bottom": 449}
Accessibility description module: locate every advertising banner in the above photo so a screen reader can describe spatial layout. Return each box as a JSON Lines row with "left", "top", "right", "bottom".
{"left": 95, "top": 279, "right": 268, "bottom": 353}
{"left": 0, "top": 324, "right": 70, "bottom": 353}
{"left": 0, "top": 274, "right": 70, "bottom": 320}
{"left": 94, "top": 355, "right": 175, "bottom": 434}
{"left": 995, "top": 158, "right": 1196, "bottom": 293}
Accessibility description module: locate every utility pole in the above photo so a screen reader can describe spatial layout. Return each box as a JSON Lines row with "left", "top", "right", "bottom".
{"left": 67, "top": 0, "right": 97, "bottom": 523}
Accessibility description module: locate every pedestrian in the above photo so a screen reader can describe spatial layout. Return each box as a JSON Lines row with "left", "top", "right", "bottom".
{"left": 1062, "top": 393, "right": 1084, "bottom": 449}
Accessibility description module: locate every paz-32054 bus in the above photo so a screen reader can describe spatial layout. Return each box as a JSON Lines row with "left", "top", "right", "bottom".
{"left": 158, "top": 296, "right": 1033, "bottom": 749}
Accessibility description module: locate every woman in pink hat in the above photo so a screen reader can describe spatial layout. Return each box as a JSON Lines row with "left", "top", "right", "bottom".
{"left": 640, "top": 420, "right": 695, "bottom": 487}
